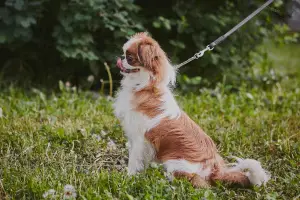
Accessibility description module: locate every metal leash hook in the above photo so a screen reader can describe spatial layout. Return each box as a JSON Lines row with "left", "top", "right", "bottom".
{"left": 174, "top": 45, "right": 214, "bottom": 69}
{"left": 194, "top": 45, "right": 214, "bottom": 59}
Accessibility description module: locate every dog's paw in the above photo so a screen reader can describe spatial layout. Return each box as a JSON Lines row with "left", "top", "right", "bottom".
{"left": 127, "top": 159, "right": 144, "bottom": 176}
{"left": 127, "top": 167, "right": 139, "bottom": 176}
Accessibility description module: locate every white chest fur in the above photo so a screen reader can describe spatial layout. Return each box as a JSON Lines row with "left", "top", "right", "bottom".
{"left": 114, "top": 87, "right": 151, "bottom": 139}
{"left": 113, "top": 87, "right": 156, "bottom": 174}
{"left": 114, "top": 86, "right": 181, "bottom": 137}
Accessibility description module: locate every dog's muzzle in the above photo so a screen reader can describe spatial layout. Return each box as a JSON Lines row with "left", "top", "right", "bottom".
{"left": 116, "top": 58, "right": 140, "bottom": 74}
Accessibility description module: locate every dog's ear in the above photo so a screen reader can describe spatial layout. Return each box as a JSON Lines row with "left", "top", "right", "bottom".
{"left": 137, "top": 41, "right": 161, "bottom": 75}
{"left": 132, "top": 32, "right": 149, "bottom": 38}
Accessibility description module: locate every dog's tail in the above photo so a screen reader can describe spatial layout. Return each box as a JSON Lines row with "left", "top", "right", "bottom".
{"left": 211, "top": 156, "right": 270, "bottom": 186}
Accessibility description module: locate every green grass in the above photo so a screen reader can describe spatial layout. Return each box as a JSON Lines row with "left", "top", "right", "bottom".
{"left": 261, "top": 41, "right": 300, "bottom": 89}
{"left": 0, "top": 43, "right": 300, "bottom": 200}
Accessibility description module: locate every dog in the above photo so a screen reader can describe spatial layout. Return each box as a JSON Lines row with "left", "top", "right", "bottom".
{"left": 113, "top": 32, "right": 270, "bottom": 188}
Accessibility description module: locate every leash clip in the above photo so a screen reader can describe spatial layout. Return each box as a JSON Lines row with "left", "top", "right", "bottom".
{"left": 194, "top": 45, "right": 213, "bottom": 59}
{"left": 194, "top": 51, "right": 204, "bottom": 59}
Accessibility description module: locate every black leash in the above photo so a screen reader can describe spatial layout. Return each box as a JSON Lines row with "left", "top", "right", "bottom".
{"left": 175, "top": 0, "right": 274, "bottom": 69}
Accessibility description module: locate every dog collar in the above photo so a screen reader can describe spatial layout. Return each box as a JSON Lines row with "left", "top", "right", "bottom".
{"left": 123, "top": 68, "right": 140, "bottom": 74}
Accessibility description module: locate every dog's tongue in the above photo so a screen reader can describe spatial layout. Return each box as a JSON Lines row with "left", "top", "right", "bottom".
{"left": 116, "top": 58, "right": 123, "bottom": 70}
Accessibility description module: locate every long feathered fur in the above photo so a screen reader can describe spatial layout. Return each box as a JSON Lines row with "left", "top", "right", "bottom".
{"left": 113, "top": 32, "right": 270, "bottom": 187}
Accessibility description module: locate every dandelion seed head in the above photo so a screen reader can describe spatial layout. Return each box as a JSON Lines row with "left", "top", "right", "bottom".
{"left": 107, "top": 139, "right": 117, "bottom": 150}
{"left": 87, "top": 75, "right": 95, "bottom": 82}
{"left": 65, "top": 81, "right": 71, "bottom": 88}
{"left": 100, "top": 130, "right": 107, "bottom": 136}
{"left": 91, "top": 134, "right": 101, "bottom": 141}
{"left": 63, "top": 184, "right": 77, "bottom": 199}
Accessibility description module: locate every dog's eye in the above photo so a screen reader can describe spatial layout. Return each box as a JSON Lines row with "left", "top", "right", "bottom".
{"left": 127, "top": 56, "right": 133, "bottom": 63}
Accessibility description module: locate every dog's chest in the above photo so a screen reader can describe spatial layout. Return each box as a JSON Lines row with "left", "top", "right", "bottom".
{"left": 113, "top": 88, "right": 151, "bottom": 139}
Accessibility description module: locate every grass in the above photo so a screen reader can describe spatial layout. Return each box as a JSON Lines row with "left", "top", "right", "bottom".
{"left": 0, "top": 43, "right": 300, "bottom": 200}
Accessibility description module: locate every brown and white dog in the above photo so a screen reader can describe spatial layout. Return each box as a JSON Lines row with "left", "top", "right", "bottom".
{"left": 113, "top": 32, "right": 270, "bottom": 188}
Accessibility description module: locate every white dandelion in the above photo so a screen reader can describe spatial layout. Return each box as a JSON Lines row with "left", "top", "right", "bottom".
{"left": 87, "top": 75, "right": 95, "bottom": 82}
{"left": 100, "top": 130, "right": 108, "bottom": 136}
{"left": 65, "top": 81, "right": 71, "bottom": 88}
{"left": 246, "top": 93, "right": 254, "bottom": 100}
{"left": 63, "top": 184, "right": 77, "bottom": 199}
{"left": 71, "top": 86, "right": 77, "bottom": 92}
{"left": 91, "top": 134, "right": 101, "bottom": 141}
{"left": 107, "top": 138, "right": 117, "bottom": 151}
{"left": 150, "top": 162, "right": 159, "bottom": 169}
{"left": 78, "top": 128, "right": 87, "bottom": 137}
{"left": 42, "top": 189, "right": 56, "bottom": 198}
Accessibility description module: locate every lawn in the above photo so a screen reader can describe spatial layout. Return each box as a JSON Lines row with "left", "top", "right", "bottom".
{"left": 0, "top": 43, "right": 299, "bottom": 200}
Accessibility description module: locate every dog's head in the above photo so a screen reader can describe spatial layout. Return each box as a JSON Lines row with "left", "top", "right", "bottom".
{"left": 117, "top": 32, "right": 176, "bottom": 89}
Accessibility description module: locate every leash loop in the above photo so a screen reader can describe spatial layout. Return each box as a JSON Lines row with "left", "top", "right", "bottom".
{"left": 207, "top": 45, "right": 214, "bottom": 51}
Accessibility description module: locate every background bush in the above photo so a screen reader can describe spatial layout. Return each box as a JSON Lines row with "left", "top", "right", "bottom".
{"left": 0, "top": 0, "right": 296, "bottom": 89}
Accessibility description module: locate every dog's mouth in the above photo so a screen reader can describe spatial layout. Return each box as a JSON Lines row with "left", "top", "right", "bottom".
{"left": 116, "top": 58, "right": 140, "bottom": 74}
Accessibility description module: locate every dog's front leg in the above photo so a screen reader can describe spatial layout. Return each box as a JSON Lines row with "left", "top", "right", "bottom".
{"left": 127, "top": 138, "right": 145, "bottom": 175}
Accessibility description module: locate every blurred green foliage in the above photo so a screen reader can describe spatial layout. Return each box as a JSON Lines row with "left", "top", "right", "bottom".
{"left": 0, "top": 0, "right": 297, "bottom": 88}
